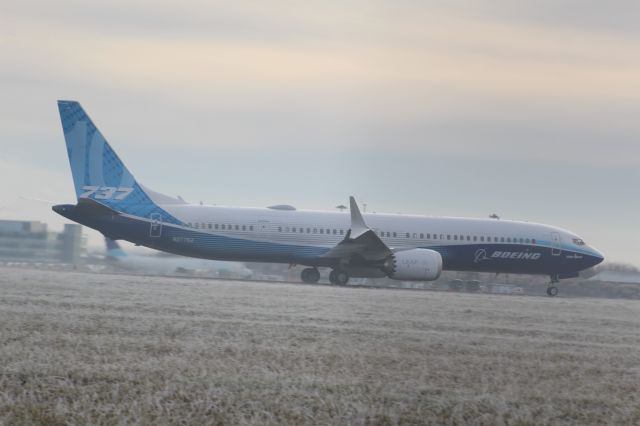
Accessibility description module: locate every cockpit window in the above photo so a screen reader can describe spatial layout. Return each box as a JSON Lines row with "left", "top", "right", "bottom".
{"left": 573, "top": 238, "right": 585, "bottom": 246}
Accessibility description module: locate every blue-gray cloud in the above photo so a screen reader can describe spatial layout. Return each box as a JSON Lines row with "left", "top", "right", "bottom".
{"left": 1, "top": 0, "right": 639, "bottom": 265}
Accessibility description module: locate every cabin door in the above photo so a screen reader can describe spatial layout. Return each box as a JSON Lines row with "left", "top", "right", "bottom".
{"left": 256, "top": 220, "right": 270, "bottom": 239}
{"left": 551, "top": 232, "right": 562, "bottom": 256}
{"left": 150, "top": 213, "right": 162, "bottom": 238}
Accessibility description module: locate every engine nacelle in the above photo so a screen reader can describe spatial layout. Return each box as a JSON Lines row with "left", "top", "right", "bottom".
{"left": 384, "top": 249, "right": 442, "bottom": 281}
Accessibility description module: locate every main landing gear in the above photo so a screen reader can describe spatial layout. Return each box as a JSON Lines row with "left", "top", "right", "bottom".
{"left": 547, "top": 275, "right": 559, "bottom": 297}
{"left": 300, "top": 268, "right": 350, "bottom": 285}
{"left": 301, "top": 268, "right": 320, "bottom": 284}
{"left": 329, "top": 269, "right": 350, "bottom": 286}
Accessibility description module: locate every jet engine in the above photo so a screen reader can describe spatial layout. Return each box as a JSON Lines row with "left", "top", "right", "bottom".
{"left": 384, "top": 248, "right": 442, "bottom": 281}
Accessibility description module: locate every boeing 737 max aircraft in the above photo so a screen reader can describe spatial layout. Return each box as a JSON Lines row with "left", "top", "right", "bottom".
{"left": 52, "top": 101, "right": 604, "bottom": 296}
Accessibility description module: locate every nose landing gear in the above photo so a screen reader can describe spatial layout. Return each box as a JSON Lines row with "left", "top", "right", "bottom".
{"left": 547, "top": 275, "right": 559, "bottom": 297}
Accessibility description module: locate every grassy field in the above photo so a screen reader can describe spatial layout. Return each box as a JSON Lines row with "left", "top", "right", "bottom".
{"left": 1, "top": 267, "right": 639, "bottom": 425}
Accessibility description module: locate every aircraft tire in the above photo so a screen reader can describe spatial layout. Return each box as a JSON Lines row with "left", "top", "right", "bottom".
{"left": 301, "top": 268, "right": 320, "bottom": 284}
{"left": 335, "top": 271, "right": 349, "bottom": 286}
{"left": 329, "top": 270, "right": 338, "bottom": 285}
{"left": 546, "top": 286, "right": 558, "bottom": 297}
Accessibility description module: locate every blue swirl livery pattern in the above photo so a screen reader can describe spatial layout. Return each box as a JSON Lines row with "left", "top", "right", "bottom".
{"left": 57, "top": 101, "right": 182, "bottom": 225}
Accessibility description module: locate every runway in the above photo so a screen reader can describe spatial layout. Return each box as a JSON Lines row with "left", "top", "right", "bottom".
{"left": 1, "top": 267, "right": 639, "bottom": 425}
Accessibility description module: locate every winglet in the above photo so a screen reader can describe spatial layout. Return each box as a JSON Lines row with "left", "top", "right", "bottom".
{"left": 349, "top": 196, "right": 369, "bottom": 237}
{"left": 322, "top": 197, "right": 391, "bottom": 260}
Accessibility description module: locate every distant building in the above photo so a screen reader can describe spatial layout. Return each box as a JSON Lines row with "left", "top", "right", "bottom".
{"left": 0, "top": 220, "right": 86, "bottom": 264}
{"left": 589, "top": 270, "right": 640, "bottom": 285}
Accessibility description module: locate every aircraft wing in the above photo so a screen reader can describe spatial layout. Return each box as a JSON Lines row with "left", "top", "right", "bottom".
{"left": 321, "top": 197, "right": 392, "bottom": 261}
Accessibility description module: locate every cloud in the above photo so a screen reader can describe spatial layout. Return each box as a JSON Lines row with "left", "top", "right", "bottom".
{"left": 1, "top": 1, "right": 639, "bottom": 263}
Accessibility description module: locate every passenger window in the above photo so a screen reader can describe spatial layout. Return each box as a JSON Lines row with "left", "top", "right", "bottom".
{"left": 250, "top": 225, "right": 254, "bottom": 231}
{"left": 242, "top": 225, "right": 246, "bottom": 231}
{"left": 526, "top": 238, "right": 530, "bottom": 244}
{"left": 278, "top": 226, "right": 282, "bottom": 232}
{"left": 393, "top": 232, "right": 397, "bottom": 238}
{"left": 454, "top": 235, "right": 458, "bottom": 240}
{"left": 214, "top": 224, "right": 219, "bottom": 230}
{"left": 320, "top": 229, "right": 324, "bottom": 234}
{"left": 467, "top": 236, "right": 471, "bottom": 241}
{"left": 340, "top": 230, "right": 344, "bottom": 235}
{"left": 406, "top": 233, "right": 410, "bottom": 238}
{"left": 480, "top": 236, "right": 484, "bottom": 242}
{"left": 420, "top": 233, "right": 424, "bottom": 239}
{"left": 447, "top": 235, "right": 451, "bottom": 240}
{"left": 500, "top": 237, "right": 504, "bottom": 242}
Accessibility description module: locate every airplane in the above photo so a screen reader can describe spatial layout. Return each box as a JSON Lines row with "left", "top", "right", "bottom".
{"left": 52, "top": 100, "right": 604, "bottom": 296}
{"left": 104, "top": 238, "right": 253, "bottom": 278}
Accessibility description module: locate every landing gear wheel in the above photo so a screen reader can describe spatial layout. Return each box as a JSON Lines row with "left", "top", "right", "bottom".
{"left": 547, "top": 286, "right": 558, "bottom": 297}
{"left": 334, "top": 271, "right": 349, "bottom": 286}
{"left": 329, "top": 270, "right": 338, "bottom": 285}
{"left": 301, "top": 268, "right": 320, "bottom": 284}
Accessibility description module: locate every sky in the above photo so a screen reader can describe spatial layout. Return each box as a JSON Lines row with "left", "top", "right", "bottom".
{"left": 1, "top": 1, "right": 639, "bottom": 265}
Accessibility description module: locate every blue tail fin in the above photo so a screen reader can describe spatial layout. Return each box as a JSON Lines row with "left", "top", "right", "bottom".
{"left": 57, "top": 101, "right": 182, "bottom": 224}
{"left": 105, "top": 238, "right": 126, "bottom": 259}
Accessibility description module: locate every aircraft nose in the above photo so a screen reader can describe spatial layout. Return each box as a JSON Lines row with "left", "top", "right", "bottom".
{"left": 590, "top": 247, "right": 605, "bottom": 266}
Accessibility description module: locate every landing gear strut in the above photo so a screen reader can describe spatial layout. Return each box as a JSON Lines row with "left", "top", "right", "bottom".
{"left": 301, "top": 268, "right": 320, "bottom": 284}
{"left": 329, "top": 269, "right": 350, "bottom": 286}
{"left": 547, "top": 275, "right": 559, "bottom": 297}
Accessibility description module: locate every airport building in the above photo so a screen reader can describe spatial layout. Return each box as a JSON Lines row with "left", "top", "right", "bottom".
{"left": 0, "top": 220, "right": 86, "bottom": 265}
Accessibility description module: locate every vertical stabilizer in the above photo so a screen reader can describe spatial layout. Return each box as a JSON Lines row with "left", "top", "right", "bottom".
{"left": 57, "top": 100, "right": 182, "bottom": 224}
{"left": 105, "top": 238, "right": 126, "bottom": 259}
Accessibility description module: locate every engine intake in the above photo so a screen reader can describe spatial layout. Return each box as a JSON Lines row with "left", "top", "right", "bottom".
{"left": 384, "top": 248, "right": 442, "bottom": 281}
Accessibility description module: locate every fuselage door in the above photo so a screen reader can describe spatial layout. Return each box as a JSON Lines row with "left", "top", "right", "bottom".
{"left": 150, "top": 213, "right": 162, "bottom": 238}
{"left": 256, "top": 220, "right": 270, "bottom": 239}
{"left": 551, "top": 232, "right": 561, "bottom": 256}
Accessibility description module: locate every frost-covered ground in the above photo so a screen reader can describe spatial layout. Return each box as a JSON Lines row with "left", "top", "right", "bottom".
{"left": 1, "top": 267, "right": 639, "bottom": 425}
